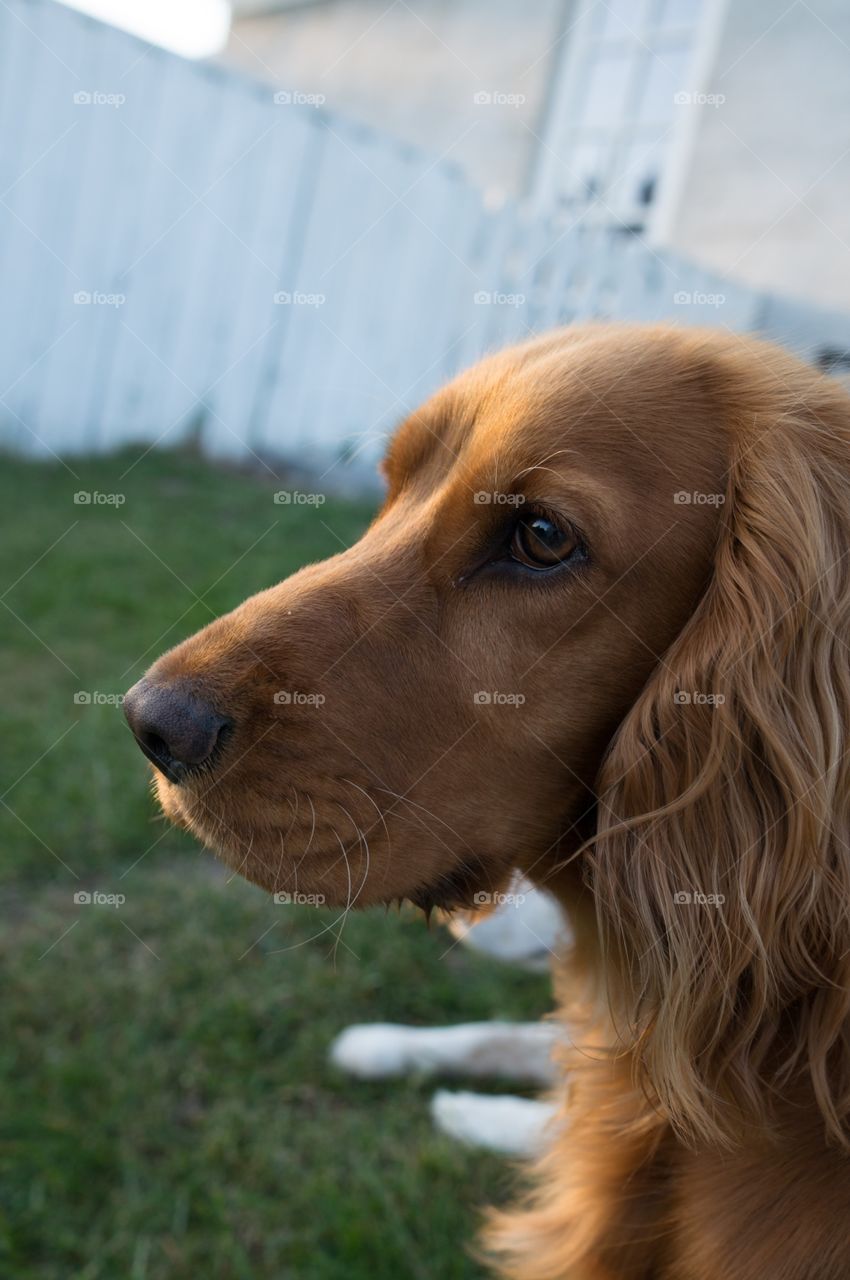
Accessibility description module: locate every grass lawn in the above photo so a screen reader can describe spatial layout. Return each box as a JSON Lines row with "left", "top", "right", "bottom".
{"left": 1, "top": 450, "right": 551, "bottom": 1280}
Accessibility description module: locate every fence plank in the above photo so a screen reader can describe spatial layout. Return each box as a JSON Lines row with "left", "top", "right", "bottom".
{"left": 0, "top": 0, "right": 87, "bottom": 453}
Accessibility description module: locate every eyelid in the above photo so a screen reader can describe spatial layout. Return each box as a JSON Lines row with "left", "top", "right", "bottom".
{"left": 520, "top": 502, "right": 585, "bottom": 548}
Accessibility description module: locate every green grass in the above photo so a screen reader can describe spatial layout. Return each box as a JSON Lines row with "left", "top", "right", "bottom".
{"left": 0, "top": 450, "right": 550, "bottom": 1279}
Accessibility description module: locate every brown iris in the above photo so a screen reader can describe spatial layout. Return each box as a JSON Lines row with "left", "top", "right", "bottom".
{"left": 511, "top": 513, "right": 578, "bottom": 569}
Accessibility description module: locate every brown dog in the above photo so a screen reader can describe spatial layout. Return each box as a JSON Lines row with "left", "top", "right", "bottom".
{"left": 125, "top": 325, "right": 850, "bottom": 1279}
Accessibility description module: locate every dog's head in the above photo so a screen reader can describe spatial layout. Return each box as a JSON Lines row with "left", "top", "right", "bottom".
{"left": 124, "top": 326, "right": 727, "bottom": 907}
{"left": 125, "top": 324, "right": 850, "bottom": 1141}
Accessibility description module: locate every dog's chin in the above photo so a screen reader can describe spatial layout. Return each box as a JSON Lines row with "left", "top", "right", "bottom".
{"left": 406, "top": 863, "right": 512, "bottom": 917}
{"left": 152, "top": 769, "right": 510, "bottom": 914}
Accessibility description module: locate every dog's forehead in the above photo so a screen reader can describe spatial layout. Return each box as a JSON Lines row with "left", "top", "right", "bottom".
{"left": 387, "top": 330, "right": 718, "bottom": 494}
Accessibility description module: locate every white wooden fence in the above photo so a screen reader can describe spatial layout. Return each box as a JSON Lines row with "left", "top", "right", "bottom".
{"left": 2, "top": 0, "right": 850, "bottom": 474}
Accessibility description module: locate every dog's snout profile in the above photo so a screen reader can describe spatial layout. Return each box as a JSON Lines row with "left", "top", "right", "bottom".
{"left": 123, "top": 677, "right": 229, "bottom": 782}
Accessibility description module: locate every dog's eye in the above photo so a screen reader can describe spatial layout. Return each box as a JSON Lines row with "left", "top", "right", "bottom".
{"left": 511, "top": 513, "right": 579, "bottom": 569}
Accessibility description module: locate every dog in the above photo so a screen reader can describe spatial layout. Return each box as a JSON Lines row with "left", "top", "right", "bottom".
{"left": 330, "top": 878, "right": 567, "bottom": 1157}
{"left": 124, "top": 324, "right": 850, "bottom": 1278}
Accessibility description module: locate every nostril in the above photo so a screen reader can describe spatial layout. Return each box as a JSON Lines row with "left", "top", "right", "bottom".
{"left": 139, "top": 730, "right": 170, "bottom": 763}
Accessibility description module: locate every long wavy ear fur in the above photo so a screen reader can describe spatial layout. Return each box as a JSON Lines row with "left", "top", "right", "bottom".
{"left": 590, "top": 347, "right": 850, "bottom": 1147}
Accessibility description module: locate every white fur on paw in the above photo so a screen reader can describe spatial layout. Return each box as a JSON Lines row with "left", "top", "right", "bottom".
{"left": 329, "top": 1024, "right": 419, "bottom": 1079}
{"left": 430, "top": 1090, "right": 557, "bottom": 1157}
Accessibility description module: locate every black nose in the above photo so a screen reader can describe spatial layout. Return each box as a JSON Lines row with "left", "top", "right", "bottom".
{"left": 123, "top": 678, "right": 230, "bottom": 783}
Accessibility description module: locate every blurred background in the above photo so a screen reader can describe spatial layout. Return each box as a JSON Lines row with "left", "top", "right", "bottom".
{"left": 2, "top": 1, "right": 850, "bottom": 1277}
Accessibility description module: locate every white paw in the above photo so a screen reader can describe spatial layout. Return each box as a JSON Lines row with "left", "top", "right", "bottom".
{"left": 329, "top": 1023, "right": 418, "bottom": 1079}
{"left": 430, "top": 1089, "right": 557, "bottom": 1157}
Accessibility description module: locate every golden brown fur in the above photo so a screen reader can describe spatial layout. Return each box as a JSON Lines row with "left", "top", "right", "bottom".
{"left": 127, "top": 325, "right": 850, "bottom": 1278}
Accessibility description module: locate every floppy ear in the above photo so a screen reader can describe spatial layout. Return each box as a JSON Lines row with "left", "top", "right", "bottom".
{"left": 589, "top": 360, "right": 850, "bottom": 1146}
